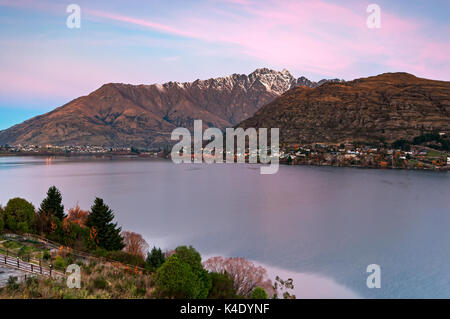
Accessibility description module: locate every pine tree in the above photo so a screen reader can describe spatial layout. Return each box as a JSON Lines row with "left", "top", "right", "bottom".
{"left": 146, "top": 246, "right": 166, "bottom": 269}
{"left": 39, "top": 186, "right": 65, "bottom": 221}
{"left": 86, "top": 197, "right": 124, "bottom": 251}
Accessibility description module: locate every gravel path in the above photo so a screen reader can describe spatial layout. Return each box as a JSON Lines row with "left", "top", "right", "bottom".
{"left": 0, "top": 266, "right": 27, "bottom": 288}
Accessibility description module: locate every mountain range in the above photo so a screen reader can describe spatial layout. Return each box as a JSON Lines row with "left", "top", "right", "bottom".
{"left": 0, "top": 68, "right": 342, "bottom": 148}
{"left": 0, "top": 69, "right": 448, "bottom": 148}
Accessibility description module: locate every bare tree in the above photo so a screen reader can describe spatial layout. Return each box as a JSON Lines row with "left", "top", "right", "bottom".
{"left": 203, "top": 256, "right": 274, "bottom": 297}
{"left": 122, "top": 231, "right": 149, "bottom": 258}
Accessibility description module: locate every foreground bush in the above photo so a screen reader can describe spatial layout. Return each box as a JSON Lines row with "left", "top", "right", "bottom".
{"left": 154, "top": 255, "right": 202, "bottom": 298}
{"left": 0, "top": 262, "right": 154, "bottom": 299}
{"left": 203, "top": 256, "right": 273, "bottom": 297}
{"left": 174, "top": 246, "right": 211, "bottom": 298}
{"left": 6, "top": 276, "right": 19, "bottom": 291}
{"left": 208, "top": 272, "right": 237, "bottom": 299}
{"left": 3, "top": 198, "right": 35, "bottom": 233}
{"left": 54, "top": 255, "right": 67, "bottom": 270}
{"left": 105, "top": 250, "right": 146, "bottom": 268}
{"left": 250, "top": 287, "right": 268, "bottom": 299}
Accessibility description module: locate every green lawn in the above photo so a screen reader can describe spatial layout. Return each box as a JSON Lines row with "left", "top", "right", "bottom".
{"left": 426, "top": 150, "right": 445, "bottom": 157}
{"left": 0, "top": 238, "right": 49, "bottom": 263}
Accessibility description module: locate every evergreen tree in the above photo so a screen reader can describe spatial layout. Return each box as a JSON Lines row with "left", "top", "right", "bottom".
{"left": 86, "top": 197, "right": 124, "bottom": 251}
{"left": 146, "top": 246, "right": 166, "bottom": 269}
{"left": 39, "top": 186, "right": 65, "bottom": 220}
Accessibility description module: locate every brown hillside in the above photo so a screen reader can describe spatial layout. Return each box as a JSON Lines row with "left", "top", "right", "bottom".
{"left": 239, "top": 73, "right": 450, "bottom": 144}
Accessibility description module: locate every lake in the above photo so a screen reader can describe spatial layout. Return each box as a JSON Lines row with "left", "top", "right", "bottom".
{"left": 0, "top": 156, "right": 449, "bottom": 298}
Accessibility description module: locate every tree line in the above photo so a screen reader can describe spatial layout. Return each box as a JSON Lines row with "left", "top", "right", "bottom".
{"left": 0, "top": 187, "right": 124, "bottom": 253}
{"left": 0, "top": 186, "right": 294, "bottom": 299}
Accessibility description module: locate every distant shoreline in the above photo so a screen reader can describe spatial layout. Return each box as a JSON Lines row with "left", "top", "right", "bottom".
{"left": 0, "top": 151, "right": 164, "bottom": 159}
{"left": 0, "top": 152, "right": 448, "bottom": 172}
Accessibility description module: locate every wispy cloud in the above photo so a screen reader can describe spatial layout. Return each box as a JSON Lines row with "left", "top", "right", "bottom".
{"left": 78, "top": 0, "right": 449, "bottom": 79}
{"left": 0, "top": 0, "right": 448, "bottom": 108}
{"left": 86, "top": 9, "right": 198, "bottom": 39}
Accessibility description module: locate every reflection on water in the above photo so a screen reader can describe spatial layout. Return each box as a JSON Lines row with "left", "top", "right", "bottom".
{"left": 262, "top": 264, "right": 360, "bottom": 299}
{"left": 0, "top": 156, "right": 449, "bottom": 298}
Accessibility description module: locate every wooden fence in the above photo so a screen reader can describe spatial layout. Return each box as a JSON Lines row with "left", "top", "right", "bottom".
{"left": 2, "top": 232, "right": 146, "bottom": 275}
{"left": 0, "top": 252, "right": 64, "bottom": 279}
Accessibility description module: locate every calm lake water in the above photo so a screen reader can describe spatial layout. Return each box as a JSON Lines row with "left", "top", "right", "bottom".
{"left": 0, "top": 156, "right": 449, "bottom": 298}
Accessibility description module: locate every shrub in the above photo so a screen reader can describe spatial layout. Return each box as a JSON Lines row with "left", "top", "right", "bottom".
{"left": 174, "top": 246, "right": 211, "bottom": 298}
{"left": 154, "top": 255, "right": 201, "bottom": 299}
{"left": 47, "top": 221, "right": 90, "bottom": 251}
{"left": 18, "top": 246, "right": 30, "bottom": 260}
{"left": 54, "top": 255, "right": 67, "bottom": 270}
{"left": 93, "top": 247, "right": 108, "bottom": 258}
{"left": 93, "top": 276, "right": 108, "bottom": 290}
{"left": 203, "top": 256, "right": 273, "bottom": 298}
{"left": 34, "top": 210, "right": 53, "bottom": 235}
{"left": 133, "top": 280, "right": 147, "bottom": 297}
{"left": 43, "top": 250, "right": 51, "bottom": 261}
{"left": 250, "top": 287, "right": 268, "bottom": 299}
{"left": 105, "top": 250, "right": 146, "bottom": 267}
{"left": 6, "top": 276, "right": 19, "bottom": 291}
{"left": 208, "top": 272, "right": 237, "bottom": 299}
{"left": 3, "top": 198, "right": 35, "bottom": 233}
{"left": 25, "top": 276, "right": 38, "bottom": 288}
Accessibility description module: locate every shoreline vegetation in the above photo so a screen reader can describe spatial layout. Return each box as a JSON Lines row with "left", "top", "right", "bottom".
{"left": 0, "top": 145, "right": 449, "bottom": 172}
{"left": 1, "top": 132, "right": 449, "bottom": 171}
{"left": 0, "top": 186, "right": 294, "bottom": 299}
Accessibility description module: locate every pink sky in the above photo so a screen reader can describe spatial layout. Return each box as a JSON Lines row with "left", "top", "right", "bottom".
{"left": 0, "top": 0, "right": 448, "bottom": 110}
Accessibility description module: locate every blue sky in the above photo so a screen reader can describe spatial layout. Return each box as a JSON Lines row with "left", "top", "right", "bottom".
{"left": 0, "top": 0, "right": 449, "bottom": 129}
